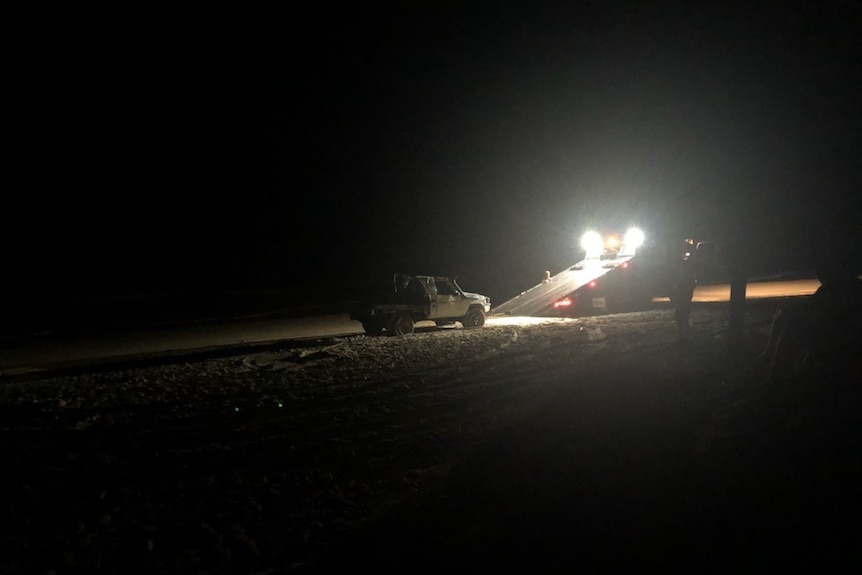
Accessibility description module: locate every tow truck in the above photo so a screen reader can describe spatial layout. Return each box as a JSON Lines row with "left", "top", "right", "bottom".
{"left": 491, "top": 229, "right": 707, "bottom": 318}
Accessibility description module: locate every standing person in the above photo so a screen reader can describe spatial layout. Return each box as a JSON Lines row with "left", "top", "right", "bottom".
{"left": 670, "top": 253, "right": 697, "bottom": 341}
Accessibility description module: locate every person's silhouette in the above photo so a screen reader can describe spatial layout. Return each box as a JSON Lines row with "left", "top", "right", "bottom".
{"left": 671, "top": 254, "right": 697, "bottom": 341}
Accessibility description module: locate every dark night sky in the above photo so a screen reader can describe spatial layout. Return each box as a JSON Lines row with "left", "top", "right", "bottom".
{"left": 7, "top": 3, "right": 861, "bottom": 306}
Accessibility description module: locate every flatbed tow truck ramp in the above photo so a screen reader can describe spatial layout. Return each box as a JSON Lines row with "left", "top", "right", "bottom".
{"left": 490, "top": 256, "right": 634, "bottom": 317}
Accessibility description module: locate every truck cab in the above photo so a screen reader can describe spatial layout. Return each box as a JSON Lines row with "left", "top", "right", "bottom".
{"left": 406, "top": 275, "right": 487, "bottom": 322}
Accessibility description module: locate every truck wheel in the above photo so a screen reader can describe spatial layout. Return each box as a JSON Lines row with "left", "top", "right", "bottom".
{"left": 362, "top": 322, "right": 384, "bottom": 336}
{"left": 388, "top": 313, "right": 414, "bottom": 336}
{"left": 462, "top": 307, "right": 486, "bottom": 328}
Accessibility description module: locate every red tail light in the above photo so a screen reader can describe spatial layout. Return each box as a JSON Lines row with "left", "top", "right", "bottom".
{"left": 553, "top": 296, "right": 573, "bottom": 308}
{"left": 589, "top": 281, "right": 597, "bottom": 288}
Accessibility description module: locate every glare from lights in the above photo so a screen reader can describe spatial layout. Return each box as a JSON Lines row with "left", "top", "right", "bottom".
{"left": 618, "top": 227, "right": 645, "bottom": 257}
{"left": 625, "top": 227, "right": 645, "bottom": 249}
{"left": 581, "top": 230, "right": 603, "bottom": 257}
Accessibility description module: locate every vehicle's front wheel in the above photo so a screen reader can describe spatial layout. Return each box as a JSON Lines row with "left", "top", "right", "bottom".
{"left": 387, "top": 313, "right": 415, "bottom": 336}
{"left": 461, "top": 307, "right": 486, "bottom": 329}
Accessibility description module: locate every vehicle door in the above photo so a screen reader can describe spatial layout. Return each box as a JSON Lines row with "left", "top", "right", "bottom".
{"left": 404, "top": 277, "right": 434, "bottom": 317}
{"left": 420, "top": 277, "right": 437, "bottom": 318}
{"left": 432, "top": 278, "right": 465, "bottom": 319}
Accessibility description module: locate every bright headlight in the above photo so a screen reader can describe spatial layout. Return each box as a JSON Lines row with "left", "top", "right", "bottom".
{"left": 581, "top": 230, "right": 603, "bottom": 257}
{"left": 625, "top": 227, "right": 645, "bottom": 249}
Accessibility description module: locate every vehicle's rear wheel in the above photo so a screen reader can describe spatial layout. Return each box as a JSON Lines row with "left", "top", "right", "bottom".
{"left": 362, "top": 322, "right": 384, "bottom": 336}
{"left": 387, "top": 313, "right": 415, "bottom": 336}
{"left": 461, "top": 307, "right": 486, "bottom": 328}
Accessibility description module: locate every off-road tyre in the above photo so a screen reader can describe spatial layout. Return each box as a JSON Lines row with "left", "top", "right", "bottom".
{"left": 362, "top": 322, "right": 384, "bottom": 336}
{"left": 461, "top": 307, "right": 486, "bottom": 329}
{"left": 387, "top": 313, "right": 415, "bottom": 336}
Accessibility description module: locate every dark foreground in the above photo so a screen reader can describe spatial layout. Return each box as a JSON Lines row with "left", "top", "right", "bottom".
{"left": 335, "top": 370, "right": 861, "bottom": 573}
{"left": 1, "top": 303, "right": 860, "bottom": 574}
